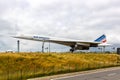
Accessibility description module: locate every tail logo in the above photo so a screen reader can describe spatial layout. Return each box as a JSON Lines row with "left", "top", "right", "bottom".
{"left": 95, "top": 34, "right": 107, "bottom": 43}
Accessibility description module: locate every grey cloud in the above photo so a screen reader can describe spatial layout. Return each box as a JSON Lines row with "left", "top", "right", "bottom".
{"left": 25, "top": 0, "right": 120, "bottom": 40}
{"left": 0, "top": 0, "right": 17, "bottom": 15}
{"left": 0, "top": 18, "right": 20, "bottom": 51}
{"left": 0, "top": 0, "right": 29, "bottom": 11}
{"left": 0, "top": 19, "right": 20, "bottom": 35}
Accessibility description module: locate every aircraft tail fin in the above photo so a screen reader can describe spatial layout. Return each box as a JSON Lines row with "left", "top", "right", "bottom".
{"left": 94, "top": 34, "right": 107, "bottom": 43}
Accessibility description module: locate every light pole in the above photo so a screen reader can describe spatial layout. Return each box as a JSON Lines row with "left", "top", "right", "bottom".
{"left": 17, "top": 40, "right": 20, "bottom": 53}
{"left": 48, "top": 34, "right": 51, "bottom": 53}
{"left": 49, "top": 40, "right": 50, "bottom": 53}
{"left": 103, "top": 46, "right": 105, "bottom": 53}
{"left": 42, "top": 40, "right": 45, "bottom": 53}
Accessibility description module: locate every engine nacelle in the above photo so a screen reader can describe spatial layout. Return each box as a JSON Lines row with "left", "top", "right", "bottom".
{"left": 90, "top": 44, "right": 98, "bottom": 47}
{"left": 76, "top": 46, "right": 89, "bottom": 50}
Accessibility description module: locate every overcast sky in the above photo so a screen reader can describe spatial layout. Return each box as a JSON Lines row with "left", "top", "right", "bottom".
{"left": 0, "top": 0, "right": 120, "bottom": 52}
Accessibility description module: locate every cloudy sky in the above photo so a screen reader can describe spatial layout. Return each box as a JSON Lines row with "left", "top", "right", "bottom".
{"left": 0, "top": 0, "right": 120, "bottom": 52}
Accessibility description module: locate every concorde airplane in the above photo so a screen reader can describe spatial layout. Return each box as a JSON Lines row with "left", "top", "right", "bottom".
{"left": 13, "top": 34, "right": 108, "bottom": 52}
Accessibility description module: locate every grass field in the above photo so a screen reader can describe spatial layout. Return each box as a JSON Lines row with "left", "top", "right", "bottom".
{"left": 0, "top": 52, "right": 120, "bottom": 80}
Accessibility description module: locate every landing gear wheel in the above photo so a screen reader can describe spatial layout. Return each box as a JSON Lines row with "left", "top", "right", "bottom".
{"left": 70, "top": 48, "right": 74, "bottom": 53}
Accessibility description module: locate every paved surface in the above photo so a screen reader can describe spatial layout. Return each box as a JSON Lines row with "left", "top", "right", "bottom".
{"left": 52, "top": 67, "right": 120, "bottom": 80}
{"left": 28, "top": 67, "right": 120, "bottom": 80}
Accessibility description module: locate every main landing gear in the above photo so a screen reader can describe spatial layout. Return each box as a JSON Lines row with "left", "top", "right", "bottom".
{"left": 70, "top": 45, "right": 76, "bottom": 53}
{"left": 70, "top": 48, "right": 75, "bottom": 52}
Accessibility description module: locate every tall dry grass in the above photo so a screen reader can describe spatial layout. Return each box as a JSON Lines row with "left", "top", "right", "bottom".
{"left": 0, "top": 52, "right": 119, "bottom": 80}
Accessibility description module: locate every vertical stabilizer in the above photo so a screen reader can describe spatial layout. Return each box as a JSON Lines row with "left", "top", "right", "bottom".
{"left": 94, "top": 34, "right": 106, "bottom": 43}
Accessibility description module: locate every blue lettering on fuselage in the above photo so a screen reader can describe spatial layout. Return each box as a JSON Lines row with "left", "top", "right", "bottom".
{"left": 33, "top": 36, "right": 49, "bottom": 40}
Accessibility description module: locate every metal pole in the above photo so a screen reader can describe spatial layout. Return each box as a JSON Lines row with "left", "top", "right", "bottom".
{"left": 49, "top": 41, "right": 50, "bottom": 53}
{"left": 42, "top": 40, "right": 45, "bottom": 53}
{"left": 103, "top": 46, "right": 105, "bottom": 53}
{"left": 101, "top": 47, "right": 102, "bottom": 53}
{"left": 17, "top": 40, "right": 20, "bottom": 53}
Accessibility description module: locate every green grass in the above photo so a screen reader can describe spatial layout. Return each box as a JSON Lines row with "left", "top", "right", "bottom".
{"left": 0, "top": 52, "right": 120, "bottom": 80}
